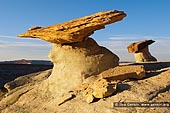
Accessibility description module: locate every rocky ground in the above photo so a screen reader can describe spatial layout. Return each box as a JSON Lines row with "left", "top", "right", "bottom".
{"left": 0, "top": 62, "right": 169, "bottom": 113}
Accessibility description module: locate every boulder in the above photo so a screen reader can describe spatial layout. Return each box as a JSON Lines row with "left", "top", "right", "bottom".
{"left": 127, "top": 40, "right": 157, "bottom": 62}
{"left": 92, "top": 78, "right": 116, "bottom": 98}
{"left": 77, "top": 78, "right": 117, "bottom": 103}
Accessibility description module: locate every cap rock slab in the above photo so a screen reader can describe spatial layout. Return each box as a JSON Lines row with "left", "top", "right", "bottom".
{"left": 18, "top": 10, "right": 126, "bottom": 44}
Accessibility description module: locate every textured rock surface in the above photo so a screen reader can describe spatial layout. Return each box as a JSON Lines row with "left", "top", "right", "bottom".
{"left": 47, "top": 38, "right": 119, "bottom": 96}
{"left": 18, "top": 10, "right": 126, "bottom": 44}
{"left": 127, "top": 40, "right": 157, "bottom": 62}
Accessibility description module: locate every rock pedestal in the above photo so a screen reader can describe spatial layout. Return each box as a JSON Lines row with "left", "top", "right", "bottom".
{"left": 134, "top": 46, "right": 157, "bottom": 62}
{"left": 127, "top": 40, "right": 157, "bottom": 62}
{"left": 48, "top": 38, "right": 119, "bottom": 95}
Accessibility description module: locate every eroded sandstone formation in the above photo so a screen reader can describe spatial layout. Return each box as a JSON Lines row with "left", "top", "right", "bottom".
{"left": 18, "top": 10, "right": 126, "bottom": 98}
{"left": 127, "top": 40, "right": 157, "bottom": 62}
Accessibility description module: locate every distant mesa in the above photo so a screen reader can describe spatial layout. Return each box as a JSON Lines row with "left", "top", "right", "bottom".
{"left": 127, "top": 40, "right": 157, "bottom": 62}
{"left": 0, "top": 59, "right": 52, "bottom": 65}
{"left": 15, "top": 59, "right": 31, "bottom": 64}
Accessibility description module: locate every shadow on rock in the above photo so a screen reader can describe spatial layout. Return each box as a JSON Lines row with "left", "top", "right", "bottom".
{"left": 143, "top": 70, "right": 168, "bottom": 79}
{"left": 128, "top": 62, "right": 170, "bottom": 71}
{"left": 116, "top": 83, "right": 131, "bottom": 93}
{"left": 0, "top": 64, "right": 52, "bottom": 90}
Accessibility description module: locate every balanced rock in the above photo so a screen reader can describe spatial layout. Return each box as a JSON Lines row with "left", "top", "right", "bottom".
{"left": 17, "top": 10, "right": 126, "bottom": 102}
{"left": 127, "top": 40, "right": 157, "bottom": 62}
{"left": 18, "top": 10, "right": 126, "bottom": 44}
{"left": 47, "top": 38, "right": 119, "bottom": 95}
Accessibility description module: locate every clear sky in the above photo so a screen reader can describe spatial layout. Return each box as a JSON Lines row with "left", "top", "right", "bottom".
{"left": 0, "top": 0, "right": 170, "bottom": 61}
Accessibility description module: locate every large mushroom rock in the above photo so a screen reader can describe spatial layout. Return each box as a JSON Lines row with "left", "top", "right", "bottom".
{"left": 17, "top": 10, "right": 126, "bottom": 96}
{"left": 18, "top": 10, "right": 126, "bottom": 44}
{"left": 127, "top": 40, "right": 157, "bottom": 62}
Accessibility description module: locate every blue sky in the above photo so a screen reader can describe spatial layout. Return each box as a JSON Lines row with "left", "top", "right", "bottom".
{"left": 0, "top": 0, "right": 169, "bottom": 61}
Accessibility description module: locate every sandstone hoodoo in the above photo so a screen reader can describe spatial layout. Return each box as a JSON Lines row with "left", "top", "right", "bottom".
{"left": 127, "top": 40, "right": 157, "bottom": 62}
{"left": 18, "top": 10, "right": 126, "bottom": 97}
